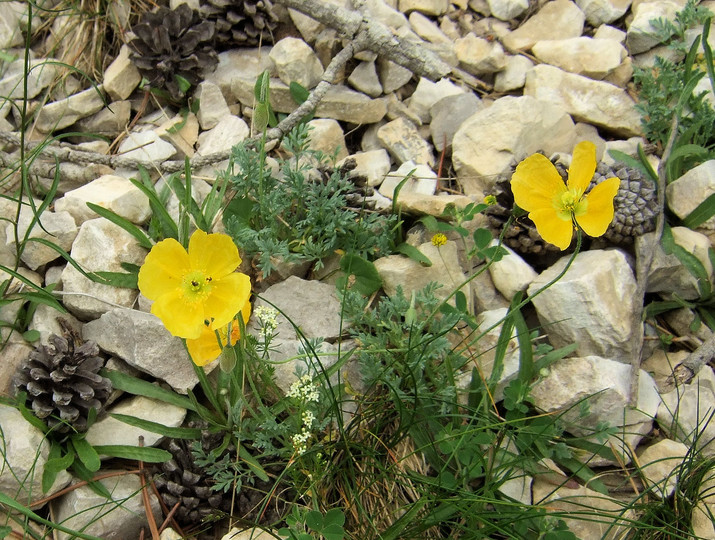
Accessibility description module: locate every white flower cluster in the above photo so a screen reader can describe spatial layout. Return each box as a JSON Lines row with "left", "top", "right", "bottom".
{"left": 291, "top": 428, "right": 311, "bottom": 456}
{"left": 254, "top": 305, "right": 279, "bottom": 331}
{"left": 287, "top": 375, "right": 319, "bottom": 403}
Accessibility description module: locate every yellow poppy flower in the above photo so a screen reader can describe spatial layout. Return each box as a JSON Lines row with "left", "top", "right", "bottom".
{"left": 510, "top": 141, "right": 621, "bottom": 250}
{"left": 186, "top": 298, "right": 252, "bottom": 366}
{"left": 138, "top": 230, "right": 251, "bottom": 339}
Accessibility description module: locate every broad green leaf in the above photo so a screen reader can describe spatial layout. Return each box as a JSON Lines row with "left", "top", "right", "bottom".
{"left": 455, "top": 291, "right": 467, "bottom": 313}
{"left": 473, "top": 228, "right": 493, "bottom": 250}
{"left": 238, "top": 445, "right": 269, "bottom": 482}
{"left": 253, "top": 102, "right": 271, "bottom": 132}
{"left": 71, "top": 437, "right": 101, "bottom": 472}
{"left": 86, "top": 203, "right": 153, "bottom": 249}
{"left": 92, "top": 271, "right": 138, "bottom": 289}
{"left": 110, "top": 413, "right": 202, "bottom": 439}
{"left": 337, "top": 253, "right": 383, "bottom": 295}
{"left": 325, "top": 508, "right": 346, "bottom": 526}
{"left": 289, "top": 81, "right": 310, "bottom": 104}
{"left": 92, "top": 445, "right": 172, "bottom": 463}
{"left": 254, "top": 70, "right": 271, "bottom": 103}
{"left": 129, "top": 176, "right": 178, "bottom": 240}
{"left": 175, "top": 74, "right": 191, "bottom": 95}
{"left": 101, "top": 370, "right": 198, "bottom": 412}
{"left": 71, "top": 460, "right": 113, "bottom": 499}
{"left": 395, "top": 242, "right": 432, "bottom": 266}
{"left": 22, "top": 329, "right": 40, "bottom": 342}
{"left": 306, "top": 510, "right": 324, "bottom": 531}
{"left": 607, "top": 149, "right": 655, "bottom": 181}
{"left": 682, "top": 192, "right": 715, "bottom": 229}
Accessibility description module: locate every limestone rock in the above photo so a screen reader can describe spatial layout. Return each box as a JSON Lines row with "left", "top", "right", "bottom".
{"left": 377, "top": 117, "right": 435, "bottom": 166}
{"left": 269, "top": 37, "right": 323, "bottom": 89}
{"left": 532, "top": 37, "right": 626, "bottom": 79}
{"left": 488, "top": 242, "right": 538, "bottom": 300}
{"left": 34, "top": 86, "right": 106, "bottom": 132}
{"left": 55, "top": 174, "right": 151, "bottom": 225}
{"left": 374, "top": 240, "right": 469, "bottom": 305}
{"left": 6, "top": 207, "right": 77, "bottom": 271}
{"left": 666, "top": 160, "right": 715, "bottom": 229}
{"left": 637, "top": 439, "right": 690, "bottom": 498}
{"left": 379, "top": 161, "right": 438, "bottom": 199}
{"left": 232, "top": 78, "right": 388, "bottom": 124}
{"left": 527, "top": 249, "right": 638, "bottom": 361}
{"left": 452, "top": 95, "right": 576, "bottom": 195}
{"left": 532, "top": 480, "right": 633, "bottom": 539}
{"left": 576, "top": 0, "right": 632, "bottom": 25}
{"left": 205, "top": 48, "right": 274, "bottom": 103}
{"left": 196, "top": 114, "right": 250, "bottom": 156}
{"left": 348, "top": 60, "right": 383, "bottom": 98}
{"left": 494, "top": 54, "right": 534, "bottom": 92}
{"left": 338, "top": 149, "right": 391, "bottom": 187}
{"left": 531, "top": 356, "right": 632, "bottom": 436}
{"left": 378, "top": 58, "right": 414, "bottom": 94}
{"left": 73, "top": 100, "right": 131, "bottom": 139}
{"left": 0, "top": 58, "right": 59, "bottom": 100}
{"left": 195, "top": 80, "right": 231, "bottom": 130}
{"left": 407, "top": 77, "right": 464, "bottom": 123}
{"left": 455, "top": 33, "right": 507, "bottom": 75}
{"left": 430, "top": 92, "right": 483, "bottom": 152}
{"left": 502, "top": 0, "right": 585, "bottom": 51}
{"left": 60, "top": 219, "right": 147, "bottom": 319}
{"left": 256, "top": 276, "right": 348, "bottom": 341}
{"left": 626, "top": 1, "right": 681, "bottom": 54}
{"left": 103, "top": 45, "right": 141, "bottom": 101}
{"left": 0, "top": 2, "right": 26, "bottom": 48}
{"left": 117, "top": 130, "right": 177, "bottom": 164}
{"left": 524, "top": 64, "right": 641, "bottom": 136}
{"left": 156, "top": 111, "right": 199, "bottom": 159}
{"left": 85, "top": 395, "right": 186, "bottom": 448}
{"left": 658, "top": 367, "right": 715, "bottom": 457}
{"left": 52, "top": 471, "right": 161, "bottom": 540}
{"left": 409, "top": 11, "right": 452, "bottom": 44}
{"left": 83, "top": 308, "right": 200, "bottom": 393}
{"left": 0, "top": 405, "right": 71, "bottom": 502}
{"left": 637, "top": 228, "right": 713, "bottom": 300}
{"left": 394, "top": 192, "right": 475, "bottom": 216}
{"left": 306, "top": 118, "right": 348, "bottom": 161}
{"left": 487, "top": 0, "right": 529, "bottom": 20}
{"left": 399, "top": 0, "right": 449, "bottom": 15}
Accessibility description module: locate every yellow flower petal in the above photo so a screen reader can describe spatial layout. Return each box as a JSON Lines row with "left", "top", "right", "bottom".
{"left": 188, "top": 230, "right": 242, "bottom": 278}
{"left": 137, "top": 238, "right": 190, "bottom": 301}
{"left": 567, "top": 141, "right": 597, "bottom": 195}
{"left": 511, "top": 153, "right": 566, "bottom": 213}
{"left": 186, "top": 299, "right": 253, "bottom": 366}
{"left": 529, "top": 208, "right": 574, "bottom": 250}
{"left": 203, "top": 272, "right": 252, "bottom": 329}
{"left": 575, "top": 176, "right": 620, "bottom": 238}
{"left": 151, "top": 289, "right": 206, "bottom": 339}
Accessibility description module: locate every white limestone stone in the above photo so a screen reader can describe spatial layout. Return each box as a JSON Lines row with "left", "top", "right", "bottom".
{"left": 531, "top": 37, "right": 626, "bottom": 79}
{"left": 269, "top": 37, "right": 323, "bottom": 89}
{"left": 502, "top": 0, "right": 585, "bottom": 50}
{"left": 195, "top": 80, "right": 231, "bottom": 130}
{"left": 103, "top": 45, "right": 141, "bottom": 100}
{"left": 196, "top": 114, "right": 250, "bottom": 156}
{"left": 666, "top": 160, "right": 715, "bottom": 229}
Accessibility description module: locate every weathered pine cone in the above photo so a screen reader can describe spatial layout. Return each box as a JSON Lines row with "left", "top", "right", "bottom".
{"left": 128, "top": 3, "right": 218, "bottom": 101}
{"left": 486, "top": 158, "right": 658, "bottom": 257}
{"left": 154, "top": 425, "right": 286, "bottom": 526}
{"left": 316, "top": 157, "right": 377, "bottom": 211}
{"left": 199, "top": 0, "right": 279, "bottom": 49}
{"left": 13, "top": 334, "right": 111, "bottom": 433}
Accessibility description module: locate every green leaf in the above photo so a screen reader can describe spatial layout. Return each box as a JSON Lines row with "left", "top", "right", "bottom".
{"left": 101, "top": 370, "right": 198, "bottom": 412}
{"left": 43, "top": 443, "right": 74, "bottom": 493}
{"left": 254, "top": 70, "right": 271, "bottom": 104}
{"left": 175, "top": 74, "right": 191, "bottom": 95}
{"left": 305, "top": 510, "right": 324, "bottom": 531}
{"left": 0, "top": 262, "right": 66, "bottom": 313}
{"left": 324, "top": 508, "right": 346, "bottom": 527}
{"left": 0, "top": 525, "right": 12, "bottom": 538}
{"left": 391, "top": 170, "right": 416, "bottom": 215}
{"left": 455, "top": 291, "right": 467, "bottom": 313}
{"left": 15, "top": 393, "right": 49, "bottom": 433}
{"left": 337, "top": 253, "right": 383, "bottom": 295}
{"left": 509, "top": 293, "right": 534, "bottom": 383}
{"left": 253, "top": 103, "right": 271, "bottom": 132}
{"left": 92, "top": 445, "right": 172, "bottom": 463}
{"left": 0, "top": 491, "right": 103, "bottom": 540}
{"left": 322, "top": 524, "right": 345, "bottom": 540}
{"left": 168, "top": 171, "right": 209, "bottom": 233}
{"left": 86, "top": 203, "right": 153, "bottom": 249}
{"left": 238, "top": 445, "right": 270, "bottom": 482}
{"left": 473, "top": 228, "right": 493, "bottom": 250}
{"left": 682, "top": 192, "right": 715, "bottom": 228}
{"left": 129, "top": 176, "right": 178, "bottom": 241}
{"left": 109, "top": 413, "right": 202, "bottom": 439}
{"left": 71, "top": 437, "right": 101, "bottom": 472}
{"left": 22, "top": 329, "right": 40, "bottom": 342}
{"left": 71, "top": 460, "right": 113, "bottom": 499}
{"left": 91, "top": 271, "right": 138, "bottom": 289}
{"left": 289, "top": 81, "right": 310, "bottom": 105}
{"left": 395, "top": 242, "right": 432, "bottom": 266}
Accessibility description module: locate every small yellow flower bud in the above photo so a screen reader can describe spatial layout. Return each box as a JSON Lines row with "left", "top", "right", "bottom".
{"left": 484, "top": 195, "right": 497, "bottom": 206}
{"left": 431, "top": 233, "right": 447, "bottom": 247}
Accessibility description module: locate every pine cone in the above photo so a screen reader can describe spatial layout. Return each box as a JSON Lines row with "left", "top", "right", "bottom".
{"left": 316, "top": 157, "right": 377, "bottom": 211}
{"left": 154, "top": 425, "right": 286, "bottom": 527}
{"left": 128, "top": 3, "right": 218, "bottom": 101}
{"left": 199, "top": 0, "right": 279, "bottom": 49}
{"left": 594, "top": 162, "right": 658, "bottom": 244}
{"left": 13, "top": 333, "right": 111, "bottom": 433}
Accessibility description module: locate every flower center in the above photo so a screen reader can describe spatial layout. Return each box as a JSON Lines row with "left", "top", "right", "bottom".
{"left": 182, "top": 270, "right": 213, "bottom": 301}
{"left": 554, "top": 189, "right": 588, "bottom": 221}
